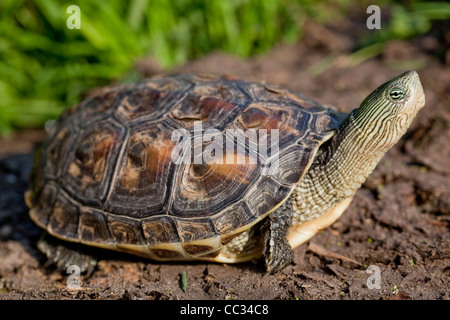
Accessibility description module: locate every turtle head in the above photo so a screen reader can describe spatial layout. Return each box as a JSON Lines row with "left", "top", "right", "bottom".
{"left": 294, "top": 71, "right": 425, "bottom": 230}
{"left": 350, "top": 70, "right": 425, "bottom": 152}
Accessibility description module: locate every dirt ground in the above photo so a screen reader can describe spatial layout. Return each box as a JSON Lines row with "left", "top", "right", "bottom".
{"left": 1, "top": 17, "right": 449, "bottom": 300}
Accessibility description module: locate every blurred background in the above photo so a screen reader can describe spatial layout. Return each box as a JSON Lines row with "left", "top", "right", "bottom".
{"left": 0, "top": 0, "right": 449, "bottom": 135}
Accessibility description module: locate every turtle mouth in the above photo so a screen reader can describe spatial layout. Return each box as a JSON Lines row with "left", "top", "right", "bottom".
{"left": 414, "top": 81, "right": 426, "bottom": 112}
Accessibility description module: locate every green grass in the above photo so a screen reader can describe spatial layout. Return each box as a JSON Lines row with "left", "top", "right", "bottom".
{"left": 180, "top": 271, "right": 187, "bottom": 292}
{"left": 351, "top": 1, "right": 450, "bottom": 66}
{"left": 0, "top": 0, "right": 448, "bottom": 135}
{"left": 1, "top": 0, "right": 360, "bottom": 134}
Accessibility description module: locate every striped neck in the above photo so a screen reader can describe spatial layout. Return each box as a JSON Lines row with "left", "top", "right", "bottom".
{"left": 292, "top": 112, "right": 387, "bottom": 223}
{"left": 332, "top": 111, "right": 388, "bottom": 187}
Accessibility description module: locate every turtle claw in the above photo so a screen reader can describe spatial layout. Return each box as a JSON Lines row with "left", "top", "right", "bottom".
{"left": 264, "top": 240, "right": 294, "bottom": 275}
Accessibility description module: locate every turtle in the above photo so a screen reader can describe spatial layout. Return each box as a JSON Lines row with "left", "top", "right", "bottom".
{"left": 25, "top": 71, "right": 425, "bottom": 275}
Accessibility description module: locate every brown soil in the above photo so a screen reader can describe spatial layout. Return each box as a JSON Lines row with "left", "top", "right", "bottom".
{"left": 1, "top": 18, "right": 449, "bottom": 300}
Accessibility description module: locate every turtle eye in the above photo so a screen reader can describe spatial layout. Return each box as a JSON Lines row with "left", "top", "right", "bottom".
{"left": 389, "top": 88, "right": 405, "bottom": 101}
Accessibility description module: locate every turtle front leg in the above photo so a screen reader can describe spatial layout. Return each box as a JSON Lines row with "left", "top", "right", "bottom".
{"left": 261, "top": 200, "right": 294, "bottom": 275}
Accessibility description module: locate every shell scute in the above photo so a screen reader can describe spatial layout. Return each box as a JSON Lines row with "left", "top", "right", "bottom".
{"left": 212, "top": 202, "right": 255, "bottom": 235}
{"left": 105, "top": 120, "right": 177, "bottom": 217}
{"left": 176, "top": 218, "right": 218, "bottom": 242}
{"left": 60, "top": 117, "right": 126, "bottom": 206}
{"left": 141, "top": 216, "right": 180, "bottom": 246}
{"left": 106, "top": 215, "right": 145, "bottom": 245}
{"left": 28, "top": 183, "right": 58, "bottom": 228}
{"left": 78, "top": 208, "right": 112, "bottom": 244}
{"left": 47, "top": 191, "right": 79, "bottom": 240}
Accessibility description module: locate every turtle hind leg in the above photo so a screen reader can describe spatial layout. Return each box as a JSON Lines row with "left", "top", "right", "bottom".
{"left": 37, "top": 232, "right": 98, "bottom": 277}
{"left": 261, "top": 200, "right": 294, "bottom": 275}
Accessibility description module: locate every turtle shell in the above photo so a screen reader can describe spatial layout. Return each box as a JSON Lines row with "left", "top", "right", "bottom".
{"left": 26, "top": 74, "right": 346, "bottom": 261}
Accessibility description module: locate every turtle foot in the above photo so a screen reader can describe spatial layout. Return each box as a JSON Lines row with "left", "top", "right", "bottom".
{"left": 37, "top": 232, "right": 98, "bottom": 277}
